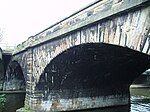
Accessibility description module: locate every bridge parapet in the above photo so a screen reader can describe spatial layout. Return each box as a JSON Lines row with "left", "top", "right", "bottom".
{"left": 14, "top": 0, "right": 150, "bottom": 54}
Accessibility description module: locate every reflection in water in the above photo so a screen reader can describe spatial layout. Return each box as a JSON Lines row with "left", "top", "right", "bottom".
{"left": 131, "top": 96, "right": 150, "bottom": 112}
{"left": 76, "top": 106, "right": 130, "bottom": 112}
{"left": 71, "top": 96, "right": 150, "bottom": 112}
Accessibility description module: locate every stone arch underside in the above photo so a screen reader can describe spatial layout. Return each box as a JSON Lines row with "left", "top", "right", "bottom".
{"left": 3, "top": 60, "right": 26, "bottom": 91}
{"left": 35, "top": 43, "right": 150, "bottom": 111}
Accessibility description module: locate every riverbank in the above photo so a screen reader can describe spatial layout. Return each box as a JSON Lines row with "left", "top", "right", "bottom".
{"left": 130, "top": 86, "right": 150, "bottom": 97}
{"left": 0, "top": 91, "right": 25, "bottom": 112}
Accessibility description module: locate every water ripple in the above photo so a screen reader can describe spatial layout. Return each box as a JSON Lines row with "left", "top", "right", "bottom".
{"left": 131, "top": 96, "right": 150, "bottom": 112}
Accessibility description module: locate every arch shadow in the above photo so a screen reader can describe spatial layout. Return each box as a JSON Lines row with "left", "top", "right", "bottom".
{"left": 3, "top": 60, "right": 26, "bottom": 91}
{"left": 36, "top": 43, "right": 150, "bottom": 100}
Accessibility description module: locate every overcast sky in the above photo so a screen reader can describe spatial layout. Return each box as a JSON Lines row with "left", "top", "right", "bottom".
{"left": 0, "top": 0, "right": 93, "bottom": 47}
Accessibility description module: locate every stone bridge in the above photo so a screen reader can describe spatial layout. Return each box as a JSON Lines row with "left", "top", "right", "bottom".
{"left": 5, "top": 0, "right": 150, "bottom": 111}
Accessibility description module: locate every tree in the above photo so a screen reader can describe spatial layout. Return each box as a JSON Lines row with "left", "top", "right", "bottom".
{"left": 0, "top": 28, "right": 4, "bottom": 42}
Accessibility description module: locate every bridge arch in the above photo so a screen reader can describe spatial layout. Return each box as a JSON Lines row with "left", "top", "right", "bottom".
{"left": 35, "top": 43, "right": 150, "bottom": 110}
{"left": 11, "top": 0, "right": 150, "bottom": 111}
{"left": 3, "top": 60, "right": 26, "bottom": 91}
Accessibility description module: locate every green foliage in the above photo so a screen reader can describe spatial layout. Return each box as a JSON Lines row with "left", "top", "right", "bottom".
{"left": 20, "top": 105, "right": 32, "bottom": 112}
{"left": 0, "top": 94, "right": 6, "bottom": 110}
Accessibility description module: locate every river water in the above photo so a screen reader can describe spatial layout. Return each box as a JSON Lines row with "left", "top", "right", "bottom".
{"left": 131, "top": 96, "right": 150, "bottom": 112}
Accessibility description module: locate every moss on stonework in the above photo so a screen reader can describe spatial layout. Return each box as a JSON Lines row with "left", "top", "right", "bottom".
{"left": 23, "top": 105, "right": 31, "bottom": 112}
{"left": 17, "top": 105, "right": 31, "bottom": 112}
